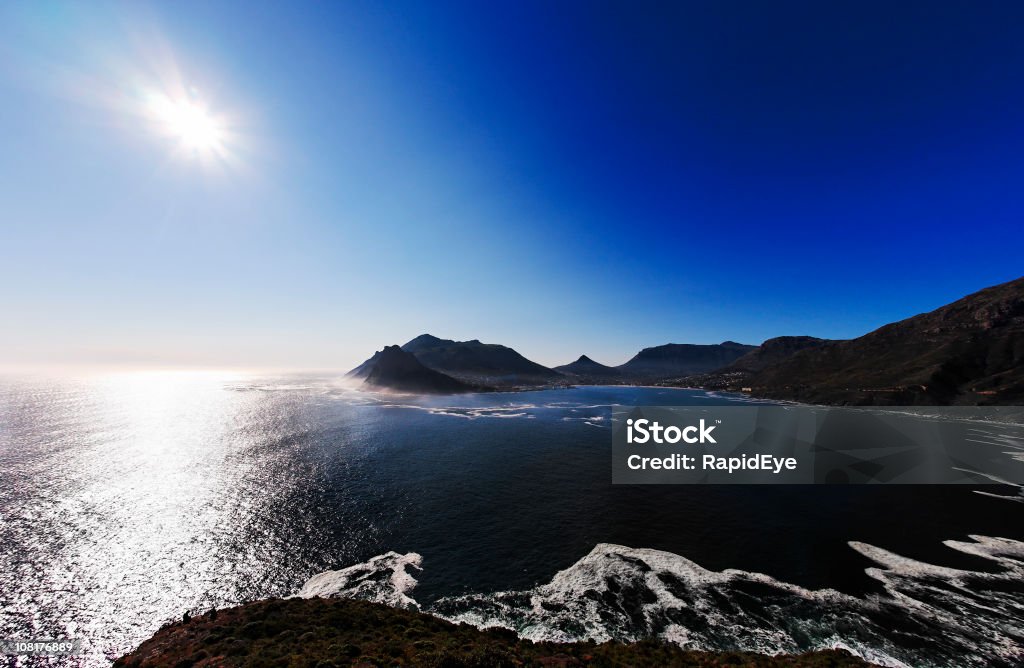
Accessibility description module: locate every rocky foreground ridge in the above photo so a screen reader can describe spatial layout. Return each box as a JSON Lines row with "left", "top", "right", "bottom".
{"left": 114, "top": 597, "right": 875, "bottom": 667}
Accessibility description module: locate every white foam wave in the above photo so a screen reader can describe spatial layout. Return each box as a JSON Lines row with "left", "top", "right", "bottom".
{"left": 561, "top": 415, "right": 606, "bottom": 426}
{"left": 433, "top": 544, "right": 891, "bottom": 660}
{"left": 295, "top": 537, "right": 1024, "bottom": 666}
{"left": 374, "top": 403, "right": 540, "bottom": 419}
{"left": 293, "top": 551, "right": 423, "bottom": 609}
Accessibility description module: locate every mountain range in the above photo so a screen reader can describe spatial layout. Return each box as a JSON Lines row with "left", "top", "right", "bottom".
{"left": 347, "top": 276, "right": 1024, "bottom": 404}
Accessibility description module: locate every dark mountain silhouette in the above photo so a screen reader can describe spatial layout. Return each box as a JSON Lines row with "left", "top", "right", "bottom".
{"left": 346, "top": 350, "right": 384, "bottom": 380}
{"left": 617, "top": 341, "right": 755, "bottom": 380}
{"left": 348, "top": 345, "right": 473, "bottom": 394}
{"left": 399, "top": 334, "right": 561, "bottom": 385}
{"left": 724, "top": 336, "right": 834, "bottom": 373}
{"left": 554, "top": 355, "right": 622, "bottom": 377}
{"left": 745, "top": 276, "right": 1024, "bottom": 405}
{"left": 675, "top": 336, "right": 835, "bottom": 392}
{"left": 401, "top": 334, "right": 455, "bottom": 353}
{"left": 347, "top": 277, "right": 1024, "bottom": 403}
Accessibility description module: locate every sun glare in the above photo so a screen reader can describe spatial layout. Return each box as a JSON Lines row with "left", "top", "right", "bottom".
{"left": 167, "top": 101, "right": 219, "bottom": 148}
{"left": 148, "top": 93, "right": 227, "bottom": 157}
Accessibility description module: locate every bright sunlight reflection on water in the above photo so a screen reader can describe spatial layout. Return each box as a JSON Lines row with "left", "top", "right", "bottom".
{"left": 0, "top": 371, "right": 371, "bottom": 664}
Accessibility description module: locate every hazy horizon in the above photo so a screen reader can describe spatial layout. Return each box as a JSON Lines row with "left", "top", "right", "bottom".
{"left": 0, "top": 269, "right": 1011, "bottom": 374}
{"left": 3, "top": 1, "right": 1024, "bottom": 372}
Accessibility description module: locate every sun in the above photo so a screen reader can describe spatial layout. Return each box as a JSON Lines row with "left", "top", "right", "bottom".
{"left": 165, "top": 100, "right": 220, "bottom": 149}
{"left": 148, "top": 94, "right": 226, "bottom": 154}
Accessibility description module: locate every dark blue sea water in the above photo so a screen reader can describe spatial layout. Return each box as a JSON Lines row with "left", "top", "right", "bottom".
{"left": 1, "top": 373, "right": 1022, "bottom": 666}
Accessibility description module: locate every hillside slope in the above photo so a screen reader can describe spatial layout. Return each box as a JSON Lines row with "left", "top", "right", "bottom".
{"left": 747, "top": 277, "right": 1024, "bottom": 405}
{"left": 618, "top": 341, "right": 755, "bottom": 380}
{"left": 350, "top": 345, "right": 474, "bottom": 394}
{"left": 725, "top": 336, "right": 834, "bottom": 373}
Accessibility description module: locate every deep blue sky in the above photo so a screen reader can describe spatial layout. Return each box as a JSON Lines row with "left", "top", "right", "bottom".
{"left": 1, "top": 1, "right": 1022, "bottom": 370}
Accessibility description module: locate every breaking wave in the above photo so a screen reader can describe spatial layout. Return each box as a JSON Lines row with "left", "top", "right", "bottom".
{"left": 293, "top": 551, "right": 423, "bottom": 610}
{"left": 297, "top": 537, "right": 1024, "bottom": 667}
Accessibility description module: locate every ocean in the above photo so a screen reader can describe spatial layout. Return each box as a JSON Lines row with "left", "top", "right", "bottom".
{"left": 1, "top": 372, "right": 1021, "bottom": 666}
